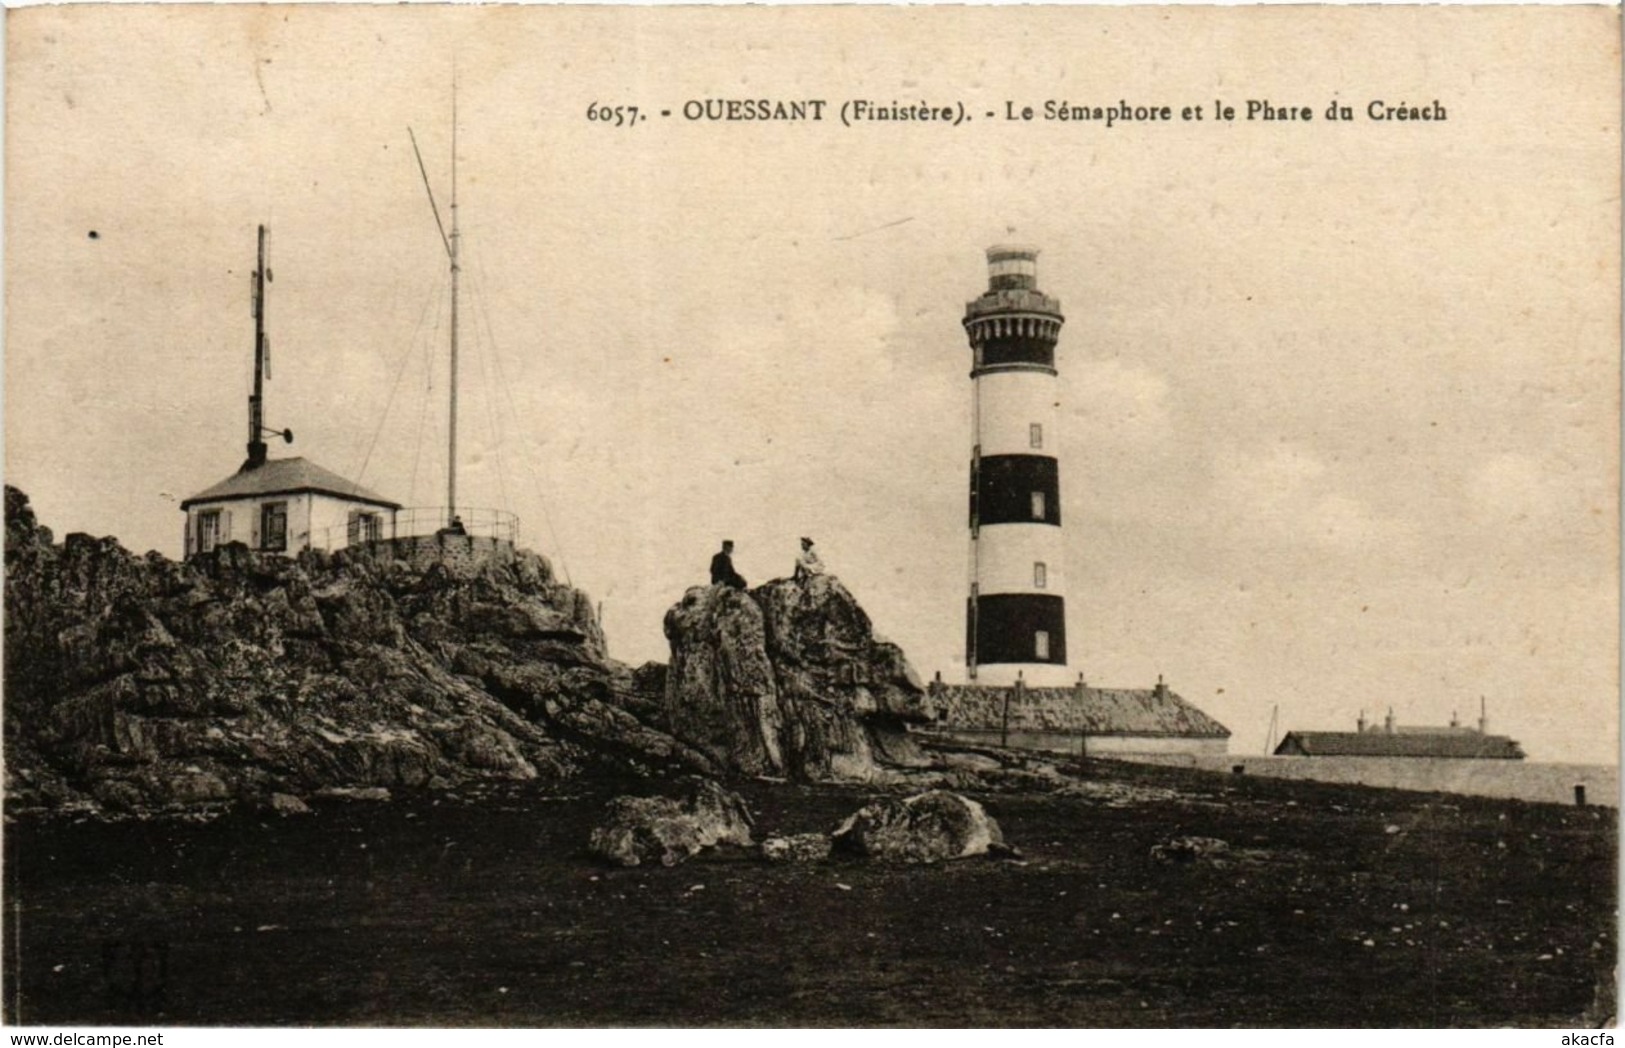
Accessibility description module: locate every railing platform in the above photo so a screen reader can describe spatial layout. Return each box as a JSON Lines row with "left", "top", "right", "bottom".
{"left": 312, "top": 506, "right": 521, "bottom": 552}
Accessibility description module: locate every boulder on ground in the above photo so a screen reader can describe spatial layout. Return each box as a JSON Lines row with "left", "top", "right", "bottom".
{"left": 760, "top": 832, "right": 832, "bottom": 864}
{"left": 314, "top": 786, "right": 392, "bottom": 803}
{"left": 267, "top": 792, "right": 311, "bottom": 816}
{"left": 1151, "top": 835, "right": 1230, "bottom": 864}
{"left": 588, "top": 776, "right": 754, "bottom": 868}
{"left": 831, "top": 790, "right": 1003, "bottom": 864}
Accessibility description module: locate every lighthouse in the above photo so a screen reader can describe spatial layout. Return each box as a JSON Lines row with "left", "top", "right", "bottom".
{"left": 963, "top": 246, "right": 1070, "bottom": 686}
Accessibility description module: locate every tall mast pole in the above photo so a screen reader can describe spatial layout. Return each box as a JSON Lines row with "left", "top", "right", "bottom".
{"left": 408, "top": 80, "right": 462, "bottom": 526}
{"left": 247, "top": 224, "right": 269, "bottom": 469}
{"left": 447, "top": 82, "right": 460, "bottom": 525}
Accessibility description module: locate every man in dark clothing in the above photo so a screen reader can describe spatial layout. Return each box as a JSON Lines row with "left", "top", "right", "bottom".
{"left": 710, "top": 540, "right": 746, "bottom": 590}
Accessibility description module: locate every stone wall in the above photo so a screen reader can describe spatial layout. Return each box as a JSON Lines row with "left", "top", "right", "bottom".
{"left": 933, "top": 727, "right": 1230, "bottom": 757}
{"left": 1118, "top": 753, "right": 1618, "bottom": 806}
{"left": 364, "top": 534, "right": 518, "bottom": 576}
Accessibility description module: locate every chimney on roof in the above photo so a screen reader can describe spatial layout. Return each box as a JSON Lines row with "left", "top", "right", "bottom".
{"left": 1153, "top": 674, "right": 1169, "bottom": 699}
{"left": 1357, "top": 709, "right": 1367, "bottom": 733}
{"left": 1450, "top": 710, "right": 1460, "bottom": 729}
{"left": 1384, "top": 707, "right": 1395, "bottom": 734}
{"left": 1478, "top": 696, "right": 1488, "bottom": 735}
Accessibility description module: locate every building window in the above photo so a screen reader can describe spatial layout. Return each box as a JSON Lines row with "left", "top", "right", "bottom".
{"left": 1034, "top": 561, "right": 1047, "bottom": 588}
{"left": 197, "top": 510, "right": 221, "bottom": 554}
{"left": 260, "top": 501, "right": 288, "bottom": 552}
{"left": 1035, "top": 630, "right": 1050, "bottom": 660}
{"left": 1030, "top": 423, "right": 1043, "bottom": 449}
{"left": 1030, "top": 491, "right": 1046, "bottom": 520}
{"left": 347, "top": 511, "right": 382, "bottom": 546}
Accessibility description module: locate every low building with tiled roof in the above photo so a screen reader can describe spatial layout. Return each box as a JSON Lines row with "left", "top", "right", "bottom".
{"left": 181, "top": 457, "right": 399, "bottom": 510}
{"left": 926, "top": 674, "right": 1231, "bottom": 756}
{"left": 1273, "top": 731, "right": 1525, "bottom": 759}
{"left": 1273, "top": 706, "right": 1525, "bottom": 760}
{"left": 181, "top": 456, "right": 401, "bottom": 558}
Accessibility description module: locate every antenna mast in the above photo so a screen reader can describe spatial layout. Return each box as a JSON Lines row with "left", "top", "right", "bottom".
{"left": 409, "top": 77, "right": 462, "bottom": 528}
{"left": 448, "top": 81, "right": 461, "bottom": 526}
{"left": 247, "top": 225, "right": 270, "bottom": 469}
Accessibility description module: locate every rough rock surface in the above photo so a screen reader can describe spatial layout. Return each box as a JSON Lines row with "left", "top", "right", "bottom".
{"left": 3, "top": 486, "right": 714, "bottom": 815}
{"left": 661, "top": 575, "right": 930, "bottom": 781}
{"left": 1150, "top": 836, "right": 1231, "bottom": 864}
{"left": 587, "top": 776, "right": 754, "bottom": 867}
{"left": 760, "top": 832, "right": 833, "bottom": 864}
{"left": 831, "top": 790, "right": 1004, "bottom": 864}
{"left": 267, "top": 792, "right": 312, "bottom": 816}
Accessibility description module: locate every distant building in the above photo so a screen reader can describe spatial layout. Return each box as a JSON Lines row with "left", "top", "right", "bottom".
{"left": 928, "top": 674, "right": 1231, "bottom": 756}
{"left": 1273, "top": 704, "right": 1525, "bottom": 760}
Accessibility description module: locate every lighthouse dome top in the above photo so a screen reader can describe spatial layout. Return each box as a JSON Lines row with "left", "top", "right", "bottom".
{"left": 986, "top": 244, "right": 1040, "bottom": 262}
{"left": 984, "top": 244, "right": 1041, "bottom": 292}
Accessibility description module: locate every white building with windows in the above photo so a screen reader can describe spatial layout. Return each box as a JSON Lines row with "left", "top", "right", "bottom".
{"left": 181, "top": 457, "right": 400, "bottom": 558}
{"left": 180, "top": 224, "right": 404, "bottom": 560}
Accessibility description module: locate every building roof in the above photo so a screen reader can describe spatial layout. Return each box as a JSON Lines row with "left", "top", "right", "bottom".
{"left": 180, "top": 457, "right": 400, "bottom": 510}
{"left": 1273, "top": 731, "right": 1525, "bottom": 759}
{"left": 932, "top": 683, "right": 1231, "bottom": 738}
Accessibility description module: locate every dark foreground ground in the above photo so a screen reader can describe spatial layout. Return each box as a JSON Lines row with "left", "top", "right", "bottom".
{"left": 3, "top": 758, "right": 1616, "bottom": 1027}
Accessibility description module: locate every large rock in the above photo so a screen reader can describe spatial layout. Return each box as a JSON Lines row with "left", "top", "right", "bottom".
{"left": 587, "top": 776, "right": 754, "bottom": 867}
{"left": 661, "top": 575, "right": 929, "bottom": 781}
{"left": 660, "top": 586, "right": 785, "bottom": 776}
{"left": 1151, "top": 835, "right": 1231, "bottom": 864}
{"left": 3, "top": 486, "right": 710, "bottom": 816}
{"left": 831, "top": 790, "right": 1004, "bottom": 864}
{"left": 760, "top": 832, "right": 833, "bottom": 864}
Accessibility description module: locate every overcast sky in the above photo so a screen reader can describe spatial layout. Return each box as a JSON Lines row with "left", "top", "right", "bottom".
{"left": 6, "top": 5, "right": 1618, "bottom": 762}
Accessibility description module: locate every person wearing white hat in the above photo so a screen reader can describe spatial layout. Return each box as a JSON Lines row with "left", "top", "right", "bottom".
{"left": 793, "top": 536, "right": 825, "bottom": 582}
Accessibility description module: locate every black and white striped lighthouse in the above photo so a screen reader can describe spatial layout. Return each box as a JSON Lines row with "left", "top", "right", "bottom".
{"left": 964, "top": 246, "right": 1070, "bottom": 685}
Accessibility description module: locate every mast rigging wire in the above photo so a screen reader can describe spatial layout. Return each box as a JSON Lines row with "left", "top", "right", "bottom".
{"left": 470, "top": 255, "right": 574, "bottom": 585}
{"left": 410, "top": 283, "right": 448, "bottom": 506}
{"left": 467, "top": 276, "right": 513, "bottom": 524}
{"left": 351, "top": 266, "right": 448, "bottom": 489}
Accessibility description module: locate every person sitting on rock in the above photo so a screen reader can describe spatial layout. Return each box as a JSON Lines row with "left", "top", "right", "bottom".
{"left": 438, "top": 515, "right": 468, "bottom": 537}
{"left": 793, "top": 536, "right": 825, "bottom": 582}
{"left": 710, "top": 540, "right": 746, "bottom": 590}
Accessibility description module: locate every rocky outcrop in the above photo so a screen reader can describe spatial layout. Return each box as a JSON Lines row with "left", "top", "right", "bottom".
{"left": 661, "top": 575, "right": 930, "bottom": 782}
{"left": 5, "top": 485, "right": 954, "bottom": 814}
{"left": 660, "top": 586, "right": 786, "bottom": 776}
{"left": 831, "top": 791, "right": 1004, "bottom": 863}
{"left": 3, "top": 486, "right": 711, "bottom": 815}
{"left": 586, "top": 777, "right": 754, "bottom": 867}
